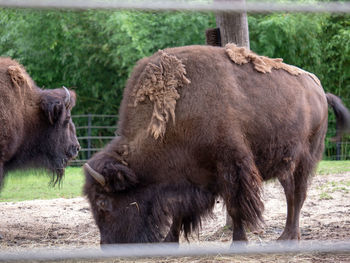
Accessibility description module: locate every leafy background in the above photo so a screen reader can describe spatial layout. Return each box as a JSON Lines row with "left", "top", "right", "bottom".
{"left": 0, "top": 8, "right": 349, "bottom": 159}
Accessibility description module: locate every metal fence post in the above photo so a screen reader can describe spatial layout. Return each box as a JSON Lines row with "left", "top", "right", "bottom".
{"left": 336, "top": 142, "right": 341, "bottom": 161}
{"left": 87, "top": 113, "right": 92, "bottom": 159}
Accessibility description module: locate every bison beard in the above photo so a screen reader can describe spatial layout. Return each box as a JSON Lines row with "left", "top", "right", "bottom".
{"left": 0, "top": 57, "right": 80, "bottom": 187}
{"left": 84, "top": 45, "right": 350, "bottom": 244}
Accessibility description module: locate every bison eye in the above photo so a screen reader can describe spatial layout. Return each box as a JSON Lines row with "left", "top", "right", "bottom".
{"left": 97, "top": 199, "right": 110, "bottom": 211}
{"left": 63, "top": 116, "right": 70, "bottom": 126}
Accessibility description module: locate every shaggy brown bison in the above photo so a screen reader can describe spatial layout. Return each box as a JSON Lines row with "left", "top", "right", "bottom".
{"left": 83, "top": 44, "right": 350, "bottom": 244}
{"left": 0, "top": 57, "right": 80, "bottom": 187}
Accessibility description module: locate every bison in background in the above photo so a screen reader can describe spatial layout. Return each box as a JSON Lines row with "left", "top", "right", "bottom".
{"left": 84, "top": 44, "right": 350, "bottom": 244}
{"left": 0, "top": 57, "right": 80, "bottom": 187}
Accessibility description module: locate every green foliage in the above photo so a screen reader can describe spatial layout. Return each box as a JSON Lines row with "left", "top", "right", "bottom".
{"left": 0, "top": 168, "right": 84, "bottom": 202}
{"left": 249, "top": 13, "right": 324, "bottom": 74}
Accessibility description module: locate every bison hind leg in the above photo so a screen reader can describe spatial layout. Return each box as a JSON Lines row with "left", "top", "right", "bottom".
{"left": 277, "top": 153, "right": 318, "bottom": 240}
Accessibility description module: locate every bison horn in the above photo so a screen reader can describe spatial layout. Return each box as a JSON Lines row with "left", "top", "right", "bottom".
{"left": 83, "top": 163, "right": 106, "bottom": 186}
{"left": 62, "top": 86, "right": 71, "bottom": 108}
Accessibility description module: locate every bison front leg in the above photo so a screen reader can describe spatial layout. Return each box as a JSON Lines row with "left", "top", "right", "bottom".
{"left": 164, "top": 217, "right": 182, "bottom": 243}
{"left": 217, "top": 147, "right": 264, "bottom": 242}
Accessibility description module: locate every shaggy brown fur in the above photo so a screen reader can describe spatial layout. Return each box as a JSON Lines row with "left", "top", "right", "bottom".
{"left": 225, "top": 43, "right": 322, "bottom": 86}
{"left": 0, "top": 57, "right": 80, "bottom": 186}
{"left": 225, "top": 43, "right": 302, "bottom": 75}
{"left": 84, "top": 45, "right": 350, "bottom": 244}
{"left": 132, "top": 50, "right": 190, "bottom": 139}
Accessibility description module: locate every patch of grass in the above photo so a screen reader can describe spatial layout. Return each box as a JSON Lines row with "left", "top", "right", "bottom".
{"left": 317, "top": 180, "right": 350, "bottom": 200}
{"left": 0, "top": 167, "right": 84, "bottom": 202}
{"left": 319, "top": 191, "right": 333, "bottom": 200}
{"left": 316, "top": 160, "right": 350, "bottom": 175}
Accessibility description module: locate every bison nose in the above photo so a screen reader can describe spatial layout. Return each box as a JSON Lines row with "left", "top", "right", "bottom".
{"left": 68, "top": 144, "right": 80, "bottom": 158}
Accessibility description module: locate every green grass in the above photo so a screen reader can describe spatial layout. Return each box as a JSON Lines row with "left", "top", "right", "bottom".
{"left": 0, "top": 160, "right": 349, "bottom": 202}
{"left": 316, "top": 160, "right": 350, "bottom": 175}
{"left": 318, "top": 180, "right": 350, "bottom": 200}
{"left": 0, "top": 167, "right": 84, "bottom": 202}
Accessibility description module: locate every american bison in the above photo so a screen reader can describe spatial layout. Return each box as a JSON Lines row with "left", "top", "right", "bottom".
{"left": 83, "top": 44, "right": 350, "bottom": 244}
{"left": 0, "top": 57, "right": 80, "bottom": 187}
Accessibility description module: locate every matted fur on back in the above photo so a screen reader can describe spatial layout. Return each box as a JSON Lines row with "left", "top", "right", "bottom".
{"left": 132, "top": 50, "right": 190, "bottom": 140}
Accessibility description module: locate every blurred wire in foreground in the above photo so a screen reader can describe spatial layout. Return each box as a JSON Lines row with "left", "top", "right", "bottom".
{"left": 1, "top": 0, "right": 350, "bottom": 13}
{"left": 0, "top": 240, "right": 350, "bottom": 262}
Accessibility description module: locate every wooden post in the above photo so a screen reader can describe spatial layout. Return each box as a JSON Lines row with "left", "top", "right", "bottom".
{"left": 215, "top": 0, "right": 250, "bottom": 48}
{"left": 208, "top": 0, "right": 250, "bottom": 228}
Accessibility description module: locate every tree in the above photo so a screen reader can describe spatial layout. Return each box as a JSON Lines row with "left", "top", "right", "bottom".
{"left": 215, "top": 0, "right": 250, "bottom": 48}
{"left": 211, "top": 0, "right": 250, "bottom": 228}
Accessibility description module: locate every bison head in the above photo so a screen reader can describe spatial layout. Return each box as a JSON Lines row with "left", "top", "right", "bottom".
{"left": 83, "top": 155, "right": 161, "bottom": 244}
{"left": 36, "top": 86, "right": 80, "bottom": 180}
{"left": 83, "top": 154, "right": 215, "bottom": 244}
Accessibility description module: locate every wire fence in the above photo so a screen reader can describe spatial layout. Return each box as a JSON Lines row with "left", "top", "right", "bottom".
{"left": 1, "top": 0, "right": 350, "bottom": 13}
{"left": 1, "top": 240, "right": 350, "bottom": 261}
{"left": 71, "top": 114, "right": 117, "bottom": 166}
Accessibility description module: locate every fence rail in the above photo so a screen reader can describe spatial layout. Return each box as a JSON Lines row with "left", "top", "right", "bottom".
{"left": 1, "top": 0, "right": 350, "bottom": 13}
{"left": 71, "top": 114, "right": 118, "bottom": 165}
{"left": 1, "top": 240, "right": 350, "bottom": 262}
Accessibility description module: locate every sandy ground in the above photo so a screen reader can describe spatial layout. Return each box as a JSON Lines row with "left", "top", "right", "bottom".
{"left": 0, "top": 173, "right": 349, "bottom": 262}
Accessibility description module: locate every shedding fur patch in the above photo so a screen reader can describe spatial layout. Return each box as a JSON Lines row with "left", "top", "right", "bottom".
{"left": 133, "top": 50, "right": 190, "bottom": 140}
{"left": 225, "top": 43, "right": 321, "bottom": 86}
{"left": 8, "top": 65, "right": 32, "bottom": 89}
{"left": 7, "top": 65, "right": 33, "bottom": 102}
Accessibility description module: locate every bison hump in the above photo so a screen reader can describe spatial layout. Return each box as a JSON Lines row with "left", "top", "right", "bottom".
{"left": 132, "top": 50, "right": 190, "bottom": 140}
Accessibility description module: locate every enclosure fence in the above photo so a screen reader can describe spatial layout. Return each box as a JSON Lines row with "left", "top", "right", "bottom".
{"left": 1, "top": 240, "right": 350, "bottom": 261}
{"left": 71, "top": 114, "right": 118, "bottom": 166}
{"left": 1, "top": 0, "right": 350, "bottom": 13}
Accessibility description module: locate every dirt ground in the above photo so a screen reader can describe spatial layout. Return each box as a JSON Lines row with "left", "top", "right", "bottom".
{"left": 0, "top": 172, "right": 349, "bottom": 262}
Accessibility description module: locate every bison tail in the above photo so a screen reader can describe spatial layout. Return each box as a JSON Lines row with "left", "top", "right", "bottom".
{"left": 326, "top": 93, "right": 350, "bottom": 142}
{"left": 220, "top": 155, "right": 264, "bottom": 232}
{"left": 236, "top": 160, "right": 264, "bottom": 231}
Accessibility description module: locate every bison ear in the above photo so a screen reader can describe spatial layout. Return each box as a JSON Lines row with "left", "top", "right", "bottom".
{"left": 84, "top": 162, "right": 138, "bottom": 192}
{"left": 40, "top": 95, "right": 64, "bottom": 125}
{"left": 102, "top": 163, "right": 138, "bottom": 192}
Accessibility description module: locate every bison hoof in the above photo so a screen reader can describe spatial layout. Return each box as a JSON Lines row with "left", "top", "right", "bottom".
{"left": 277, "top": 230, "right": 300, "bottom": 241}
